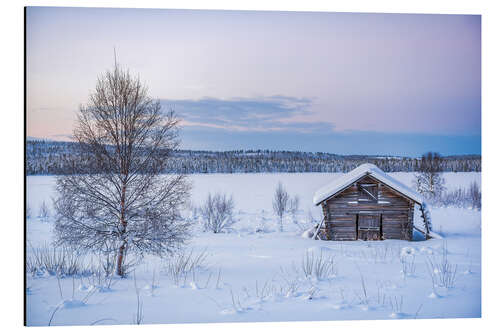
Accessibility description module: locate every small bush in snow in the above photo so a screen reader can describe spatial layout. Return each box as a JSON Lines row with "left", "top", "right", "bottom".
{"left": 400, "top": 251, "right": 416, "bottom": 278}
{"left": 255, "top": 211, "right": 270, "bottom": 233}
{"left": 367, "top": 243, "right": 399, "bottom": 264}
{"left": 26, "top": 243, "right": 90, "bottom": 277}
{"left": 26, "top": 243, "right": 124, "bottom": 280}
{"left": 164, "top": 249, "right": 209, "bottom": 286}
{"left": 301, "top": 250, "right": 337, "bottom": 280}
{"left": 272, "top": 182, "right": 290, "bottom": 232}
{"left": 432, "top": 181, "right": 481, "bottom": 210}
{"left": 200, "top": 193, "right": 235, "bottom": 233}
{"left": 469, "top": 181, "right": 481, "bottom": 209}
{"left": 389, "top": 295, "right": 404, "bottom": 318}
{"left": 426, "top": 242, "right": 457, "bottom": 289}
{"left": 465, "top": 183, "right": 479, "bottom": 208}
{"left": 38, "top": 201, "right": 50, "bottom": 221}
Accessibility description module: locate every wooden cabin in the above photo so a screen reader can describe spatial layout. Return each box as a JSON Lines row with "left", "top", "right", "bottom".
{"left": 313, "top": 163, "right": 428, "bottom": 241}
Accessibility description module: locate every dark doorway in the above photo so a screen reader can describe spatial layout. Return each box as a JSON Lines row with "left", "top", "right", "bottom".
{"left": 357, "top": 214, "right": 381, "bottom": 240}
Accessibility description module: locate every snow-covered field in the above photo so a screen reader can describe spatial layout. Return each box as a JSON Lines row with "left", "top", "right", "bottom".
{"left": 26, "top": 172, "right": 481, "bottom": 326}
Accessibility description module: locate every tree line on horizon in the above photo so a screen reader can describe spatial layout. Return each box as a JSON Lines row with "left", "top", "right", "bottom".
{"left": 26, "top": 139, "right": 481, "bottom": 175}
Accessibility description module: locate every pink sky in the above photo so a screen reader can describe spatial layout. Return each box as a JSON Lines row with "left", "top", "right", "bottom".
{"left": 26, "top": 7, "right": 480, "bottom": 155}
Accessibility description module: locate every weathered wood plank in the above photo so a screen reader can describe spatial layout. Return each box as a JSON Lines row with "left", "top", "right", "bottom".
{"left": 327, "top": 215, "right": 355, "bottom": 220}
{"left": 329, "top": 227, "right": 355, "bottom": 232}
{"left": 327, "top": 222, "right": 356, "bottom": 228}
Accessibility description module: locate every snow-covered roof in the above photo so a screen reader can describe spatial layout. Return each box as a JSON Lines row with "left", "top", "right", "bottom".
{"left": 313, "top": 163, "right": 423, "bottom": 205}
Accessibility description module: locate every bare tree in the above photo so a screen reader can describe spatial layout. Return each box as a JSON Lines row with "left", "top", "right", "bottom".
{"left": 54, "top": 63, "right": 191, "bottom": 277}
{"left": 414, "top": 152, "right": 446, "bottom": 201}
{"left": 468, "top": 181, "right": 481, "bottom": 210}
{"left": 200, "top": 193, "right": 235, "bottom": 233}
{"left": 289, "top": 194, "right": 301, "bottom": 229}
{"left": 272, "top": 182, "right": 289, "bottom": 232}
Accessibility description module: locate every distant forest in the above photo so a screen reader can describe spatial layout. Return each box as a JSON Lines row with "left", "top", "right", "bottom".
{"left": 26, "top": 140, "right": 481, "bottom": 175}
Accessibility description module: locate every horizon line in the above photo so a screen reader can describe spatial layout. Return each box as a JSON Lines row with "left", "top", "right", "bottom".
{"left": 25, "top": 137, "right": 481, "bottom": 159}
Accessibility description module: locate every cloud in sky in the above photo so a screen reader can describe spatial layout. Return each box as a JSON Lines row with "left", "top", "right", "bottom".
{"left": 179, "top": 125, "right": 480, "bottom": 157}
{"left": 162, "top": 96, "right": 335, "bottom": 133}
{"left": 163, "top": 96, "right": 480, "bottom": 156}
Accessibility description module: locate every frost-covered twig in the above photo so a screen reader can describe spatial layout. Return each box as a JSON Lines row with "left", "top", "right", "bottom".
{"left": 389, "top": 295, "right": 404, "bottom": 314}
{"left": 204, "top": 271, "right": 213, "bottom": 289}
{"left": 426, "top": 242, "right": 457, "bottom": 289}
{"left": 301, "top": 250, "right": 337, "bottom": 280}
{"left": 133, "top": 272, "right": 144, "bottom": 325}
{"left": 216, "top": 268, "right": 222, "bottom": 289}
{"left": 48, "top": 304, "right": 61, "bottom": 326}
{"left": 400, "top": 254, "right": 416, "bottom": 278}
{"left": 90, "top": 318, "right": 118, "bottom": 326}
{"left": 414, "top": 303, "right": 423, "bottom": 319}
{"left": 164, "top": 249, "right": 209, "bottom": 286}
{"left": 56, "top": 272, "right": 63, "bottom": 300}
{"left": 229, "top": 288, "right": 244, "bottom": 312}
{"left": 359, "top": 271, "right": 369, "bottom": 305}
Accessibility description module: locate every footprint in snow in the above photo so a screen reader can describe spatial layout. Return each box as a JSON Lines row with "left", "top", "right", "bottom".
{"left": 58, "top": 299, "right": 87, "bottom": 309}
{"left": 249, "top": 254, "right": 271, "bottom": 259}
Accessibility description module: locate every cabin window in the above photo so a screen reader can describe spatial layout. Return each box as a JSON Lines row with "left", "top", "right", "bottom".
{"left": 357, "top": 183, "right": 378, "bottom": 203}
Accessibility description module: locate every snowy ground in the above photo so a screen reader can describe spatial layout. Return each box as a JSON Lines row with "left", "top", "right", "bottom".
{"left": 25, "top": 172, "right": 481, "bottom": 326}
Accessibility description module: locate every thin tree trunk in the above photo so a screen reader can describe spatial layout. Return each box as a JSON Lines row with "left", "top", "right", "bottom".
{"left": 117, "top": 183, "right": 127, "bottom": 277}
{"left": 116, "top": 241, "right": 127, "bottom": 276}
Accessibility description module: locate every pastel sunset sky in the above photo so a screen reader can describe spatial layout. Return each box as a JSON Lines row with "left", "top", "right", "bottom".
{"left": 26, "top": 7, "right": 481, "bottom": 156}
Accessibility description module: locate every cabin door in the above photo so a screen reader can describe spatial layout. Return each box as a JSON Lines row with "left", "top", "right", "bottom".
{"left": 357, "top": 214, "right": 381, "bottom": 240}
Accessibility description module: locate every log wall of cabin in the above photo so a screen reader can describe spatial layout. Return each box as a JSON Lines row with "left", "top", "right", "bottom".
{"left": 321, "top": 174, "right": 414, "bottom": 241}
